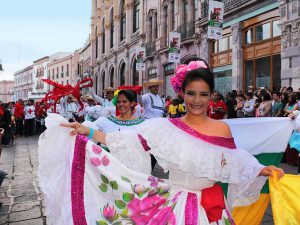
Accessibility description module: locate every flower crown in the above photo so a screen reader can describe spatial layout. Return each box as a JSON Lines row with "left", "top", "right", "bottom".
{"left": 170, "top": 60, "right": 208, "bottom": 95}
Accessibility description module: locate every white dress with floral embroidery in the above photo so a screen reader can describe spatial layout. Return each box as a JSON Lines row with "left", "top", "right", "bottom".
{"left": 38, "top": 114, "right": 296, "bottom": 225}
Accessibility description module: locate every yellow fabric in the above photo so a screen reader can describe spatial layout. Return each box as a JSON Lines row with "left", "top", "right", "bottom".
{"left": 232, "top": 194, "right": 269, "bottom": 225}
{"left": 168, "top": 104, "right": 185, "bottom": 115}
{"left": 269, "top": 173, "right": 300, "bottom": 225}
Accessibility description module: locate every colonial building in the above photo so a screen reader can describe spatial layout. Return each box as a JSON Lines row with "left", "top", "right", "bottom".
{"left": 197, "top": 0, "right": 282, "bottom": 95}
{"left": 91, "top": 0, "right": 300, "bottom": 96}
{"left": 31, "top": 56, "right": 49, "bottom": 99}
{"left": 280, "top": 0, "right": 300, "bottom": 89}
{"left": 47, "top": 53, "right": 74, "bottom": 88}
{"left": 14, "top": 65, "right": 34, "bottom": 101}
{"left": 0, "top": 80, "right": 14, "bottom": 103}
{"left": 90, "top": 0, "right": 147, "bottom": 95}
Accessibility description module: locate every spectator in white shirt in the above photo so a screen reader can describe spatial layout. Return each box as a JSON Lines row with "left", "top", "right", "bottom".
{"left": 242, "top": 92, "right": 255, "bottom": 117}
{"left": 24, "top": 100, "right": 36, "bottom": 136}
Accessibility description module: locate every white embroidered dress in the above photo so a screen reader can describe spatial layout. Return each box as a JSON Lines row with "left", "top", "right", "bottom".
{"left": 38, "top": 114, "right": 295, "bottom": 225}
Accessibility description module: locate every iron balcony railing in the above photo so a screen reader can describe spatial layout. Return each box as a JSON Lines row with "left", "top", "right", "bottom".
{"left": 200, "top": 0, "right": 251, "bottom": 20}
{"left": 176, "top": 21, "right": 195, "bottom": 40}
{"left": 145, "top": 41, "right": 156, "bottom": 56}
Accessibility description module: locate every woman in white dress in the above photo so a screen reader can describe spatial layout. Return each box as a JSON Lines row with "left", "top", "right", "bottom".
{"left": 84, "top": 89, "right": 144, "bottom": 133}
{"left": 83, "top": 89, "right": 150, "bottom": 174}
{"left": 59, "top": 60, "right": 284, "bottom": 224}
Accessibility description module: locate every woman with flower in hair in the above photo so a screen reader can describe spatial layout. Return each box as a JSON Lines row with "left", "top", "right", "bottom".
{"left": 40, "top": 58, "right": 290, "bottom": 225}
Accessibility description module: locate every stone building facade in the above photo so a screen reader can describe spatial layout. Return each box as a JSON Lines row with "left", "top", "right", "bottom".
{"left": 48, "top": 53, "right": 74, "bottom": 88}
{"left": 91, "top": 0, "right": 300, "bottom": 96}
{"left": 280, "top": 0, "right": 300, "bottom": 89}
{"left": 14, "top": 66, "right": 34, "bottom": 101}
{"left": 0, "top": 80, "right": 14, "bottom": 103}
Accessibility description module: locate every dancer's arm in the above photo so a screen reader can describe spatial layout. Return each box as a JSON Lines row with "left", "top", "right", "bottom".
{"left": 60, "top": 122, "right": 106, "bottom": 145}
{"left": 89, "top": 87, "right": 103, "bottom": 105}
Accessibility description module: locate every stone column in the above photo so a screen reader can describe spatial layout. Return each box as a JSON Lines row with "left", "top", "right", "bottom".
{"left": 152, "top": 14, "right": 157, "bottom": 41}
{"left": 196, "top": 26, "right": 210, "bottom": 63}
{"left": 114, "top": 15, "right": 120, "bottom": 50}
{"left": 231, "top": 22, "right": 243, "bottom": 90}
{"left": 125, "top": 52, "right": 130, "bottom": 85}
{"left": 125, "top": 3, "right": 134, "bottom": 43}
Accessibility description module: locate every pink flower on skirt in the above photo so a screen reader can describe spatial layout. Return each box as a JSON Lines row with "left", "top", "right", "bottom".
{"left": 101, "top": 155, "right": 110, "bottom": 166}
{"left": 92, "top": 144, "right": 102, "bottom": 154}
{"left": 103, "top": 204, "right": 118, "bottom": 223}
{"left": 90, "top": 157, "right": 101, "bottom": 167}
{"left": 128, "top": 194, "right": 175, "bottom": 225}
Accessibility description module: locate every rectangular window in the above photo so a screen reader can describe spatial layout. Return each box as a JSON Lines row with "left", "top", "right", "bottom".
{"left": 194, "top": 0, "right": 199, "bottom": 20}
{"left": 218, "top": 37, "right": 228, "bottom": 52}
{"left": 273, "top": 20, "right": 281, "bottom": 37}
{"left": 255, "top": 57, "right": 270, "bottom": 89}
{"left": 133, "top": 1, "right": 140, "bottom": 32}
{"left": 255, "top": 23, "right": 271, "bottom": 41}
{"left": 245, "top": 28, "right": 254, "bottom": 44}
{"left": 213, "top": 66, "right": 233, "bottom": 96}
{"left": 245, "top": 60, "right": 254, "bottom": 89}
{"left": 292, "top": 0, "right": 297, "bottom": 14}
{"left": 171, "top": 1, "right": 175, "bottom": 31}
{"left": 213, "top": 41, "right": 218, "bottom": 53}
{"left": 273, "top": 55, "right": 281, "bottom": 91}
{"left": 229, "top": 35, "right": 233, "bottom": 49}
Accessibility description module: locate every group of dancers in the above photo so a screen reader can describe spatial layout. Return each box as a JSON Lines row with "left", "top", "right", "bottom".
{"left": 38, "top": 58, "right": 297, "bottom": 225}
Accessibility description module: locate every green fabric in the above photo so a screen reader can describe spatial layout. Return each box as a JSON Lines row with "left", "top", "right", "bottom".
{"left": 220, "top": 152, "right": 284, "bottom": 196}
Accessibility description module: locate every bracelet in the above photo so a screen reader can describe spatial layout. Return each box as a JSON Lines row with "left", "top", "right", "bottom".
{"left": 87, "top": 128, "right": 94, "bottom": 140}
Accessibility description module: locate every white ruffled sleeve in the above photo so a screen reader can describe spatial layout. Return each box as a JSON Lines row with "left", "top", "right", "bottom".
{"left": 226, "top": 149, "right": 267, "bottom": 208}
{"left": 105, "top": 130, "right": 151, "bottom": 174}
{"left": 38, "top": 113, "right": 76, "bottom": 224}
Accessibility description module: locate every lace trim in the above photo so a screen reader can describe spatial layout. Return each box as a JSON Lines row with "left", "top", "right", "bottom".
{"left": 71, "top": 135, "right": 88, "bottom": 225}
{"left": 168, "top": 118, "right": 236, "bottom": 149}
{"left": 107, "top": 115, "right": 145, "bottom": 126}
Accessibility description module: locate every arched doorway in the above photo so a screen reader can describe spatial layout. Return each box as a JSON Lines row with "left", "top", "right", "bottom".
{"left": 110, "top": 67, "right": 114, "bottom": 88}
{"left": 101, "top": 70, "right": 106, "bottom": 96}
{"left": 119, "top": 63, "right": 126, "bottom": 86}
{"left": 132, "top": 59, "right": 139, "bottom": 86}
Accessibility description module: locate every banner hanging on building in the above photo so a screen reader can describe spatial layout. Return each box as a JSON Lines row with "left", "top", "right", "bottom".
{"left": 168, "top": 32, "right": 181, "bottom": 63}
{"left": 207, "top": 0, "right": 224, "bottom": 40}
{"left": 136, "top": 47, "right": 146, "bottom": 71}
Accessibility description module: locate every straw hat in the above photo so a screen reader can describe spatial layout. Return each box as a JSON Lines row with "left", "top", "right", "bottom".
{"left": 104, "top": 87, "right": 116, "bottom": 92}
{"left": 143, "top": 79, "right": 164, "bottom": 87}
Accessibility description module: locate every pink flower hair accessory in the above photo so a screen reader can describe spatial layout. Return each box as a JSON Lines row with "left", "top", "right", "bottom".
{"left": 170, "top": 60, "right": 208, "bottom": 95}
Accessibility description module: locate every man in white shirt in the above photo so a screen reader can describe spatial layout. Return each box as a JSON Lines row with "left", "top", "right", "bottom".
{"left": 141, "top": 80, "right": 165, "bottom": 119}
{"left": 60, "top": 96, "right": 79, "bottom": 122}
{"left": 24, "top": 100, "right": 36, "bottom": 136}
{"left": 89, "top": 87, "right": 115, "bottom": 107}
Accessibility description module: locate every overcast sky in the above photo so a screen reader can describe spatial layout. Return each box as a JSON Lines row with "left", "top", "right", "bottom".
{"left": 0, "top": 0, "right": 91, "bottom": 80}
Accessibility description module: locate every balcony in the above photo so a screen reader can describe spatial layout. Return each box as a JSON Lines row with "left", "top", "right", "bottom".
{"left": 177, "top": 21, "right": 195, "bottom": 40}
{"left": 145, "top": 41, "right": 156, "bottom": 57}
{"left": 200, "top": 0, "right": 252, "bottom": 21}
{"left": 160, "top": 35, "right": 168, "bottom": 49}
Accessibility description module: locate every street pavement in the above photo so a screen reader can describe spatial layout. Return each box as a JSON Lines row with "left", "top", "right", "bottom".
{"left": 0, "top": 135, "right": 297, "bottom": 225}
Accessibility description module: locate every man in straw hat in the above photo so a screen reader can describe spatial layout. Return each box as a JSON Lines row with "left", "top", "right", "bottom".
{"left": 89, "top": 87, "right": 115, "bottom": 108}
{"left": 142, "top": 79, "right": 165, "bottom": 119}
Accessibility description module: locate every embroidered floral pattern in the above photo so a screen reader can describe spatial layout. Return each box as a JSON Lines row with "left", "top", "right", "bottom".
{"left": 107, "top": 115, "right": 145, "bottom": 126}
{"left": 97, "top": 175, "right": 180, "bottom": 225}
{"left": 90, "top": 144, "right": 110, "bottom": 167}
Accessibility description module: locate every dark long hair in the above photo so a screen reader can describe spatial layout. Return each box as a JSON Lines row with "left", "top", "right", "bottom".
{"left": 117, "top": 89, "right": 137, "bottom": 112}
